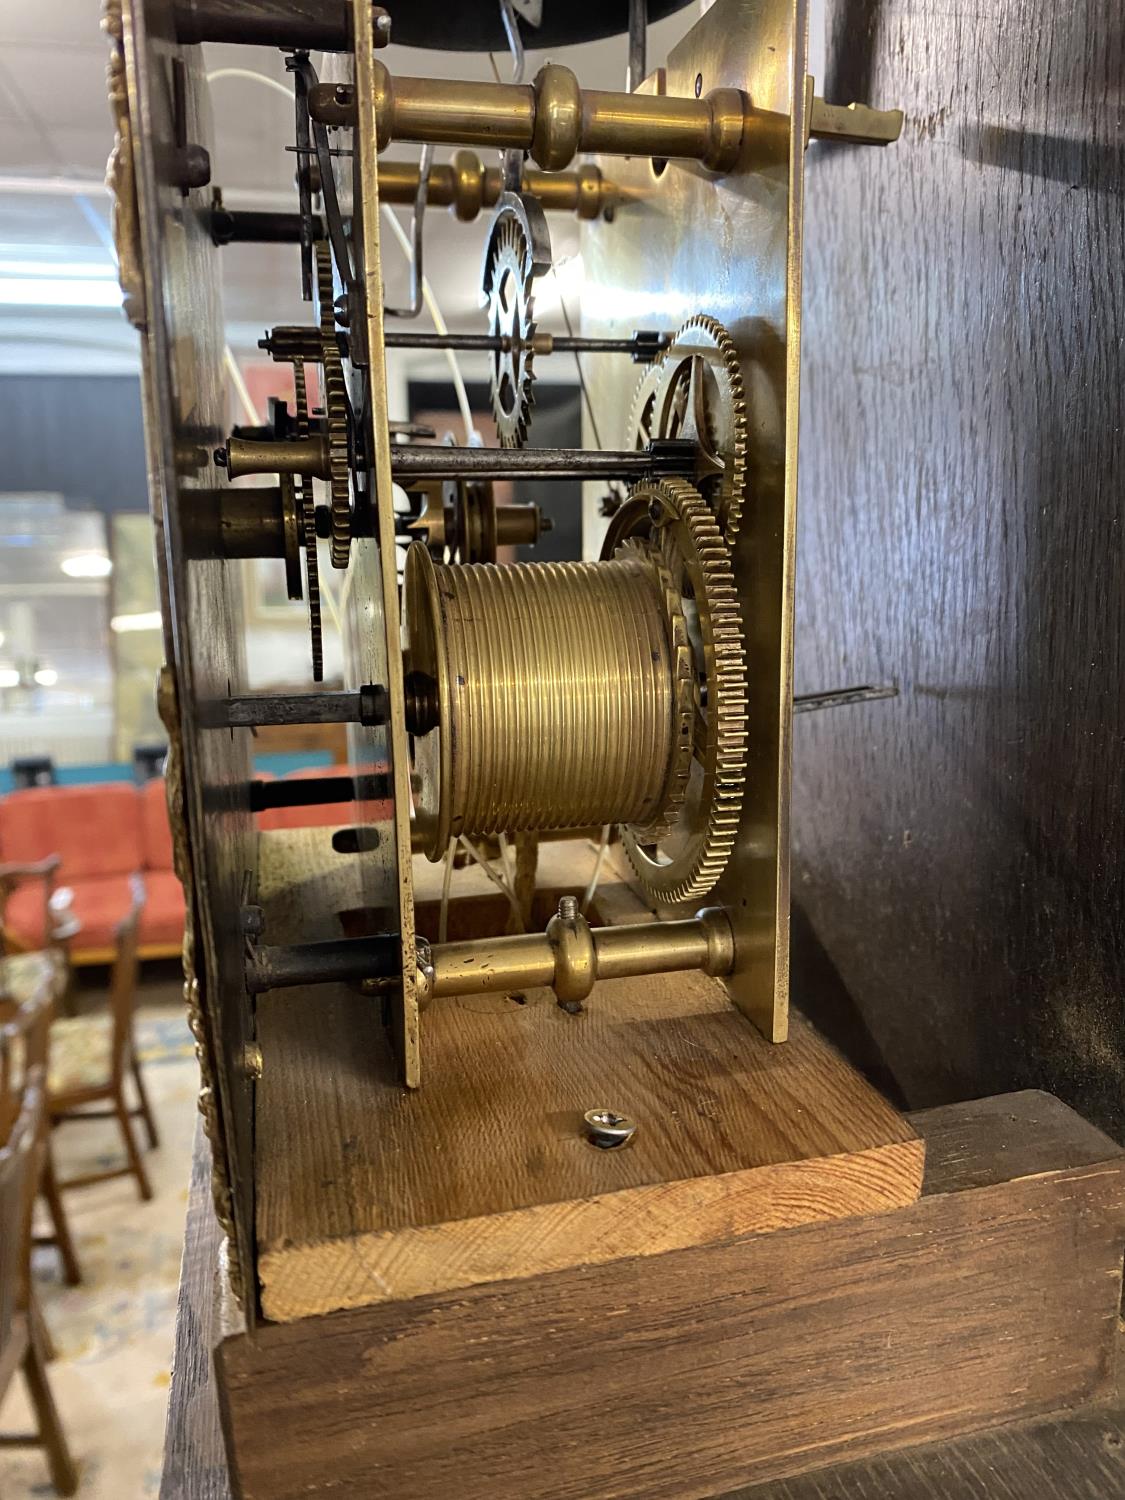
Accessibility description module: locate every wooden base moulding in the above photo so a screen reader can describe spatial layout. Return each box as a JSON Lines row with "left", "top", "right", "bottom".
{"left": 196, "top": 832, "right": 1125, "bottom": 1498}
{"left": 213, "top": 1089, "right": 1125, "bottom": 1500}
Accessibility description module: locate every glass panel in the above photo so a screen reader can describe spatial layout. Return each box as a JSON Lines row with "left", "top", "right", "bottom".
{"left": 0, "top": 494, "right": 113, "bottom": 775}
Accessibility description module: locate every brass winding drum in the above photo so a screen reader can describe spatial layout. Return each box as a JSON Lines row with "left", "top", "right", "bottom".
{"left": 403, "top": 543, "right": 681, "bottom": 856}
{"left": 403, "top": 477, "right": 748, "bottom": 904}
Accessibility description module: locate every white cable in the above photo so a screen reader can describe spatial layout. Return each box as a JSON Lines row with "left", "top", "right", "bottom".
{"left": 317, "top": 563, "right": 344, "bottom": 637}
{"left": 459, "top": 836, "right": 523, "bottom": 925}
{"left": 202, "top": 67, "right": 478, "bottom": 447}
{"left": 204, "top": 69, "right": 478, "bottom": 601}
{"left": 380, "top": 202, "right": 479, "bottom": 446}
{"left": 580, "top": 825, "right": 614, "bottom": 917}
{"left": 438, "top": 837, "right": 456, "bottom": 944}
{"left": 223, "top": 346, "right": 260, "bottom": 428}
{"left": 205, "top": 67, "right": 292, "bottom": 102}
{"left": 497, "top": 831, "right": 515, "bottom": 885}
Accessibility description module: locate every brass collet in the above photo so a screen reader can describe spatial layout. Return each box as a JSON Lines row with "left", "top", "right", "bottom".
{"left": 414, "top": 902, "right": 735, "bottom": 1010}
{"left": 367, "top": 61, "right": 748, "bottom": 174}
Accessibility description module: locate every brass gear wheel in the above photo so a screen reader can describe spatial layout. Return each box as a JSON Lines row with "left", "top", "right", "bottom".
{"left": 625, "top": 315, "right": 749, "bottom": 544}
{"left": 615, "top": 535, "right": 694, "bottom": 840}
{"left": 482, "top": 195, "right": 550, "bottom": 448}
{"left": 315, "top": 240, "right": 352, "bottom": 567}
{"left": 625, "top": 359, "right": 666, "bottom": 451}
{"left": 292, "top": 355, "right": 324, "bottom": 681}
{"left": 301, "top": 489, "right": 323, "bottom": 682}
{"left": 603, "top": 477, "right": 748, "bottom": 904}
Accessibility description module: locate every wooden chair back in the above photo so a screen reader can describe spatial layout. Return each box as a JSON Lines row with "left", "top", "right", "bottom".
{"left": 109, "top": 878, "right": 145, "bottom": 1090}
{"left": 0, "top": 1020, "right": 48, "bottom": 1372}
{"left": 0, "top": 855, "right": 61, "bottom": 958}
{"left": 0, "top": 985, "right": 50, "bottom": 1149}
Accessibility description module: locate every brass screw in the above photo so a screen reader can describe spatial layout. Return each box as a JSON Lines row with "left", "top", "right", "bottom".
{"left": 242, "top": 1042, "right": 263, "bottom": 1081}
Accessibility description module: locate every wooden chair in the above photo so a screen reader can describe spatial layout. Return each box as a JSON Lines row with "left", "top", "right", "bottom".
{"left": 0, "top": 1004, "right": 78, "bottom": 1494}
{"left": 1, "top": 856, "right": 56, "bottom": 948}
{"left": 0, "top": 936, "right": 83, "bottom": 1287}
{"left": 48, "top": 883, "right": 159, "bottom": 1202}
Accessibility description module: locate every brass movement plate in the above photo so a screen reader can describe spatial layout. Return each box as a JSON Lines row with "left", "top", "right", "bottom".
{"left": 583, "top": 0, "right": 810, "bottom": 1040}
{"left": 353, "top": 0, "right": 419, "bottom": 1085}
{"left": 123, "top": 0, "right": 259, "bottom": 1311}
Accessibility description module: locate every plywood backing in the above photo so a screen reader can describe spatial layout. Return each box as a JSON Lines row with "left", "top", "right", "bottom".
{"left": 253, "top": 827, "right": 922, "bottom": 1321}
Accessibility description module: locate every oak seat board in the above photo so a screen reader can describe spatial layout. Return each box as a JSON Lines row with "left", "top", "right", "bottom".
{"left": 253, "top": 828, "right": 923, "bottom": 1320}
{"left": 216, "top": 1090, "right": 1125, "bottom": 1500}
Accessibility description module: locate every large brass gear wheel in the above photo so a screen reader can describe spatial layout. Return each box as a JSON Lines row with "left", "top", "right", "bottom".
{"left": 625, "top": 315, "right": 749, "bottom": 544}
{"left": 315, "top": 241, "right": 352, "bottom": 568}
{"left": 482, "top": 193, "right": 551, "bottom": 448}
{"left": 603, "top": 477, "right": 748, "bottom": 904}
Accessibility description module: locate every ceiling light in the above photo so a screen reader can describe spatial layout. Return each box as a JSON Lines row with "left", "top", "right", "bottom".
{"left": 0, "top": 279, "right": 123, "bottom": 310}
{"left": 110, "top": 610, "right": 163, "bottom": 633}
{"left": 0, "top": 667, "right": 20, "bottom": 688}
{"left": 33, "top": 667, "right": 58, "bottom": 687}
{"left": 0, "top": 258, "right": 117, "bottom": 279}
{"left": 61, "top": 553, "right": 112, "bottom": 579}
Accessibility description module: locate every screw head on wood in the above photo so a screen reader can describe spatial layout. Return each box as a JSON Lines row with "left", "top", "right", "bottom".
{"left": 584, "top": 1108, "right": 637, "bottom": 1149}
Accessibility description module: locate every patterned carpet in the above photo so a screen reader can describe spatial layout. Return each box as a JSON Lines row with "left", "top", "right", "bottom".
{"left": 0, "top": 998, "right": 199, "bottom": 1499}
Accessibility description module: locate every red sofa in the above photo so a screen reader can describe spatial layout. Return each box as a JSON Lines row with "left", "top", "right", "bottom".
{"left": 0, "top": 766, "right": 391, "bottom": 964}
{"left": 0, "top": 780, "right": 184, "bottom": 964}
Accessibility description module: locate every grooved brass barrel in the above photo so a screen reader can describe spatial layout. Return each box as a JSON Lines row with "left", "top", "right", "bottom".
{"left": 404, "top": 545, "right": 677, "bottom": 857}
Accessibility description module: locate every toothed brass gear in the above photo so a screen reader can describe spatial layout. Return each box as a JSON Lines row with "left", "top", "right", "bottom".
{"left": 625, "top": 315, "right": 749, "bottom": 544}
{"left": 300, "top": 489, "right": 323, "bottom": 682}
{"left": 483, "top": 209, "right": 538, "bottom": 448}
{"left": 291, "top": 355, "right": 324, "bottom": 680}
{"left": 615, "top": 536, "right": 694, "bottom": 840}
{"left": 603, "top": 478, "right": 748, "bottom": 904}
{"left": 315, "top": 241, "right": 352, "bottom": 567}
{"left": 625, "top": 359, "right": 666, "bottom": 451}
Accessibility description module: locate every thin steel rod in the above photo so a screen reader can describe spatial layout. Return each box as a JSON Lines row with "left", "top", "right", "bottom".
{"left": 793, "top": 685, "right": 899, "bottom": 714}
{"left": 173, "top": 0, "right": 349, "bottom": 48}
{"left": 245, "top": 935, "right": 400, "bottom": 995}
{"left": 382, "top": 331, "right": 669, "bottom": 356}
{"left": 248, "top": 774, "right": 391, "bottom": 811}
{"left": 390, "top": 442, "right": 694, "bottom": 483}
{"left": 205, "top": 688, "right": 387, "bottom": 729}
{"left": 209, "top": 209, "right": 323, "bottom": 246}
{"left": 626, "top": 0, "right": 647, "bottom": 93}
